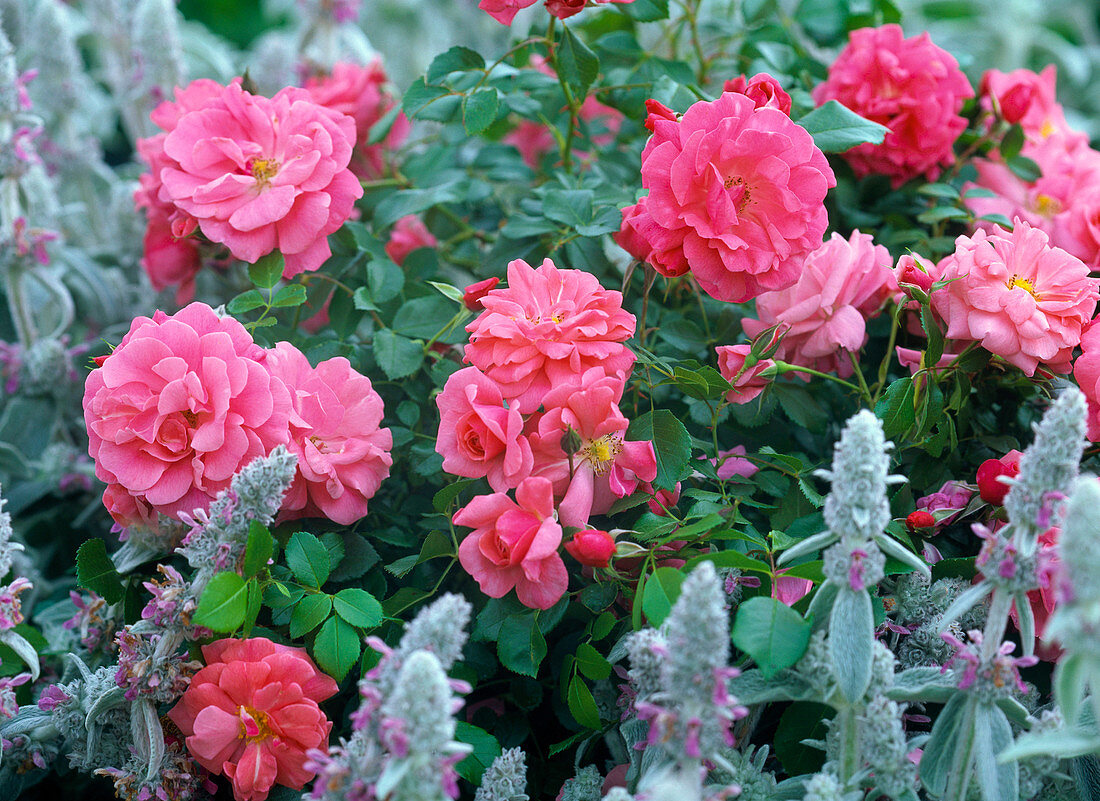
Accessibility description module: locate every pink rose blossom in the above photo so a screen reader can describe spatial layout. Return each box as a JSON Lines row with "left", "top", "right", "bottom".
{"left": 742, "top": 231, "right": 897, "bottom": 378}
{"left": 478, "top": 0, "right": 538, "bottom": 25}
{"left": 83, "top": 303, "right": 291, "bottom": 526}
{"left": 895, "top": 346, "right": 960, "bottom": 375}
{"left": 544, "top": 0, "right": 634, "bottom": 19}
{"left": 138, "top": 210, "right": 203, "bottom": 303}
{"left": 384, "top": 215, "right": 437, "bottom": 266}
{"left": 157, "top": 81, "right": 363, "bottom": 279}
{"left": 453, "top": 477, "right": 569, "bottom": 609}
{"left": 564, "top": 529, "right": 616, "bottom": 567}
{"left": 979, "top": 66, "right": 1079, "bottom": 143}
{"left": 168, "top": 638, "right": 338, "bottom": 801}
{"left": 1073, "top": 319, "right": 1100, "bottom": 441}
{"left": 435, "top": 366, "right": 534, "bottom": 492}
{"left": 463, "top": 258, "right": 637, "bottom": 413}
{"left": 528, "top": 368, "right": 657, "bottom": 528}
{"left": 722, "top": 73, "right": 792, "bottom": 115}
{"left": 932, "top": 220, "right": 1099, "bottom": 375}
{"left": 713, "top": 446, "right": 759, "bottom": 480}
{"left": 303, "top": 60, "right": 410, "bottom": 181}
{"left": 916, "top": 480, "right": 974, "bottom": 526}
{"left": 632, "top": 92, "right": 834, "bottom": 302}
{"left": 715, "top": 344, "right": 775, "bottom": 404}
{"left": 265, "top": 342, "right": 392, "bottom": 525}
{"left": 812, "top": 24, "right": 974, "bottom": 187}
{"left": 772, "top": 570, "right": 813, "bottom": 606}
{"left": 614, "top": 197, "right": 689, "bottom": 276}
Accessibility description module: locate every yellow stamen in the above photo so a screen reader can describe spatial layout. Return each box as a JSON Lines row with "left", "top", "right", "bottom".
{"left": 1032, "top": 193, "right": 1061, "bottom": 218}
{"left": 250, "top": 158, "right": 279, "bottom": 188}
{"left": 1005, "top": 274, "right": 1040, "bottom": 300}
{"left": 1040, "top": 119, "right": 1055, "bottom": 139}
{"left": 579, "top": 434, "right": 624, "bottom": 476}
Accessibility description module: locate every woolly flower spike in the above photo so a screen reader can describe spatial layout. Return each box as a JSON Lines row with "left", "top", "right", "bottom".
{"left": 859, "top": 695, "right": 918, "bottom": 799}
{"left": 822, "top": 410, "right": 892, "bottom": 544}
{"left": 372, "top": 593, "right": 473, "bottom": 695}
{"left": 376, "top": 651, "right": 471, "bottom": 801}
{"left": 802, "top": 773, "right": 863, "bottom": 801}
{"left": 1051, "top": 476, "right": 1100, "bottom": 607}
{"left": 475, "top": 747, "right": 528, "bottom": 801}
{"left": 0, "top": 484, "right": 22, "bottom": 579}
{"left": 1004, "top": 387, "right": 1087, "bottom": 549}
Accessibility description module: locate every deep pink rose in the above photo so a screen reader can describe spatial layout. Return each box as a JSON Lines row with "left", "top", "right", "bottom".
{"left": 772, "top": 570, "right": 813, "bottom": 606}
{"left": 976, "top": 450, "right": 1022, "bottom": 506}
{"left": 83, "top": 303, "right": 291, "bottom": 526}
{"left": 932, "top": 220, "right": 1099, "bottom": 375}
{"left": 742, "top": 231, "right": 897, "bottom": 378}
{"left": 157, "top": 81, "right": 363, "bottom": 279}
{"left": 979, "top": 66, "right": 1076, "bottom": 141}
{"left": 384, "top": 215, "right": 437, "bottom": 266}
{"left": 634, "top": 91, "right": 834, "bottom": 302}
{"left": 564, "top": 529, "right": 616, "bottom": 567}
{"left": 722, "top": 73, "right": 792, "bottom": 115}
{"left": 1073, "top": 319, "right": 1100, "bottom": 441}
{"left": 463, "top": 257, "right": 636, "bottom": 412}
{"left": 545, "top": 0, "right": 634, "bottom": 19}
{"left": 463, "top": 277, "right": 500, "bottom": 311}
{"left": 168, "top": 638, "right": 338, "bottom": 801}
{"left": 478, "top": 0, "right": 538, "bottom": 25}
{"left": 643, "top": 99, "right": 678, "bottom": 131}
{"left": 614, "top": 198, "right": 689, "bottom": 277}
{"left": 916, "top": 480, "right": 973, "bottom": 526}
{"left": 812, "top": 24, "right": 974, "bottom": 187}
{"left": 715, "top": 344, "right": 775, "bottom": 404}
{"left": 303, "top": 60, "right": 410, "bottom": 181}
{"left": 435, "top": 365, "right": 534, "bottom": 492}
{"left": 265, "top": 342, "right": 392, "bottom": 525}
{"left": 139, "top": 210, "right": 203, "bottom": 303}
{"left": 453, "top": 477, "right": 569, "bottom": 609}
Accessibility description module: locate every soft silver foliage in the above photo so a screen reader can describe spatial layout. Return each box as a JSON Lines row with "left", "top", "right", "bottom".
{"left": 474, "top": 747, "right": 528, "bottom": 801}
{"left": 559, "top": 765, "right": 603, "bottom": 801}
{"left": 821, "top": 410, "right": 892, "bottom": 544}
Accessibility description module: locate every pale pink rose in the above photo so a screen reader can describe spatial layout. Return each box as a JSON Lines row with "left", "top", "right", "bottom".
{"left": 168, "top": 637, "right": 338, "bottom": 801}
{"left": 527, "top": 368, "right": 657, "bottom": 528}
{"left": 463, "top": 258, "right": 637, "bottom": 412}
{"left": 83, "top": 303, "right": 291, "bottom": 526}
{"left": 715, "top": 344, "right": 775, "bottom": 404}
{"left": 157, "top": 81, "right": 363, "bottom": 279}
{"left": 722, "top": 73, "right": 792, "bottom": 115}
{"left": 303, "top": 60, "right": 410, "bottom": 181}
{"left": 265, "top": 342, "right": 392, "bottom": 525}
{"left": 742, "top": 231, "right": 897, "bottom": 378}
{"left": 812, "top": 24, "right": 973, "bottom": 187}
{"left": 435, "top": 365, "right": 534, "bottom": 492}
{"left": 384, "top": 215, "right": 437, "bottom": 266}
{"left": 479, "top": 0, "right": 538, "bottom": 25}
{"left": 633, "top": 92, "right": 834, "bottom": 302}
{"left": 772, "top": 570, "right": 813, "bottom": 606}
{"left": 933, "top": 220, "right": 1099, "bottom": 375}
{"left": 453, "top": 477, "right": 569, "bottom": 609}
{"left": 1073, "top": 319, "right": 1100, "bottom": 441}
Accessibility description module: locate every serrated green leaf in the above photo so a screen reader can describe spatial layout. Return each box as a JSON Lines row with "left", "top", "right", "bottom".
{"left": 627, "top": 409, "right": 691, "bottom": 491}
{"left": 497, "top": 614, "right": 547, "bottom": 677}
{"left": 76, "top": 539, "right": 124, "bottom": 606}
{"left": 454, "top": 722, "right": 501, "bottom": 784}
{"left": 373, "top": 329, "right": 423, "bottom": 380}
{"left": 575, "top": 643, "right": 612, "bottom": 680}
{"left": 641, "top": 566, "right": 684, "bottom": 626}
{"left": 557, "top": 27, "right": 599, "bottom": 98}
{"left": 248, "top": 251, "right": 285, "bottom": 289}
{"left": 290, "top": 593, "right": 332, "bottom": 638}
{"left": 285, "top": 531, "right": 331, "bottom": 588}
{"left": 427, "top": 46, "right": 485, "bottom": 83}
{"left": 875, "top": 377, "right": 916, "bottom": 438}
{"left": 242, "top": 579, "right": 262, "bottom": 637}
{"left": 242, "top": 521, "right": 274, "bottom": 578}
{"left": 313, "top": 615, "right": 361, "bottom": 682}
{"left": 463, "top": 88, "right": 500, "bottom": 135}
{"left": 567, "top": 674, "right": 602, "bottom": 729}
{"left": 227, "top": 289, "right": 266, "bottom": 315}
{"left": 271, "top": 283, "right": 307, "bottom": 308}
{"left": 797, "top": 100, "right": 889, "bottom": 152}
{"left": 433, "top": 479, "right": 477, "bottom": 512}
{"left": 193, "top": 571, "right": 249, "bottom": 633}
{"left": 731, "top": 596, "right": 812, "bottom": 679}
{"left": 333, "top": 589, "right": 384, "bottom": 629}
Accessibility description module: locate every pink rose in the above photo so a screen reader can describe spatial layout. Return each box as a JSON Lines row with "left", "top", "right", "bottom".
{"left": 614, "top": 197, "right": 689, "bottom": 277}
{"left": 157, "top": 81, "right": 363, "bottom": 279}
{"left": 83, "top": 303, "right": 291, "bottom": 526}
{"left": 564, "top": 529, "right": 617, "bottom": 567}
{"left": 478, "top": 0, "right": 538, "bottom": 25}
{"left": 976, "top": 450, "right": 1022, "bottom": 506}
{"left": 916, "top": 480, "right": 973, "bottom": 526}
{"left": 722, "top": 73, "right": 792, "bottom": 115}
{"left": 384, "top": 214, "right": 437, "bottom": 266}
{"left": 1073, "top": 319, "right": 1100, "bottom": 441}
{"left": 463, "top": 257, "right": 636, "bottom": 413}
{"left": 462, "top": 277, "right": 500, "bottom": 311}
{"left": 168, "top": 638, "right": 338, "bottom": 801}
{"left": 545, "top": 0, "right": 634, "bottom": 19}
{"left": 772, "top": 570, "right": 813, "bottom": 606}
{"left": 303, "top": 60, "right": 410, "bottom": 181}
{"left": 453, "top": 477, "right": 569, "bottom": 609}
{"left": 742, "top": 231, "right": 897, "bottom": 378}
{"left": 265, "top": 342, "right": 392, "bottom": 525}
{"left": 712, "top": 446, "right": 759, "bottom": 481}
{"left": 435, "top": 366, "right": 534, "bottom": 492}
{"left": 932, "top": 220, "right": 1099, "bottom": 375}
{"left": 979, "top": 66, "right": 1077, "bottom": 143}
{"left": 139, "top": 210, "right": 203, "bottom": 303}
{"left": 634, "top": 91, "right": 835, "bottom": 302}
{"left": 812, "top": 24, "right": 974, "bottom": 187}
{"left": 715, "top": 344, "right": 774, "bottom": 404}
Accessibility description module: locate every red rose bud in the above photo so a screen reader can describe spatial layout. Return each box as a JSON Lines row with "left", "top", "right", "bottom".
{"left": 565, "top": 529, "right": 617, "bottom": 568}
{"left": 722, "top": 73, "right": 792, "bottom": 115}
{"left": 644, "top": 99, "right": 678, "bottom": 132}
{"left": 906, "top": 510, "right": 935, "bottom": 531}
{"left": 462, "top": 277, "right": 499, "bottom": 311}
{"left": 976, "top": 450, "right": 1022, "bottom": 506}
{"left": 92, "top": 354, "right": 109, "bottom": 367}
{"left": 895, "top": 254, "right": 935, "bottom": 295}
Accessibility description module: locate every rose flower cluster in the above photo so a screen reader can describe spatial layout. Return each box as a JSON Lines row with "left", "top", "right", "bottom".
{"left": 436, "top": 258, "right": 657, "bottom": 609}
{"left": 83, "top": 302, "right": 393, "bottom": 530}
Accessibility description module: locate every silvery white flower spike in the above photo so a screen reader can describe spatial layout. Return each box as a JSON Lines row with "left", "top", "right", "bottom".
{"left": 822, "top": 410, "right": 893, "bottom": 545}
{"left": 474, "top": 747, "right": 528, "bottom": 801}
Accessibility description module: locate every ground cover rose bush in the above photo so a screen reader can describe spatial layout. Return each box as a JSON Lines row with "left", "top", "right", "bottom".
{"left": 5, "top": 1, "right": 1100, "bottom": 800}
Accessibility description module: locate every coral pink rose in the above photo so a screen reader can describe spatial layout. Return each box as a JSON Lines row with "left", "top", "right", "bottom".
{"left": 384, "top": 214, "right": 437, "bottom": 266}
{"left": 478, "top": 0, "right": 538, "bottom": 24}
{"left": 168, "top": 638, "right": 338, "bottom": 801}
{"left": 634, "top": 91, "right": 835, "bottom": 302}
{"left": 722, "top": 73, "right": 792, "bottom": 115}
{"left": 715, "top": 344, "right": 775, "bottom": 404}
{"left": 565, "top": 529, "right": 616, "bottom": 567}
{"left": 528, "top": 367, "right": 657, "bottom": 528}
{"left": 812, "top": 24, "right": 973, "bottom": 187}
{"left": 463, "top": 257, "right": 637, "bottom": 412}
{"left": 453, "top": 477, "right": 569, "bottom": 609}
{"left": 1073, "top": 319, "right": 1100, "bottom": 442}
{"left": 303, "top": 60, "right": 410, "bottom": 181}
{"left": 932, "top": 220, "right": 1099, "bottom": 375}
{"left": 157, "top": 81, "right": 363, "bottom": 279}
{"left": 435, "top": 366, "right": 534, "bottom": 492}
{"left": 264, "top": 342, "right": 392, "bottom": 525}
{"left": 742, "top": 231, "right": 897, "bottom": 378}
{"left": 544, "top": 0, "right": 634, "bottom": 19}
{"left": 614, "top": 197, "right": 689, "bottom": 277}
{"left": 83, "top": 303, "right": 291, "bottom": 526}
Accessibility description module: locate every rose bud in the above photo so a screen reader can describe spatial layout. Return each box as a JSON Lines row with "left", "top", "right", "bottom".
{"left": 976, "top": 450, "right": 1022, "bottom": 506}
{"left": 565, "top": 529, "right": 617, "bottom": 568}
{"left": 906, "top": 510, "right": 935, "bottom": 531}
{"left": 462, "top": 277, "right": 500, "bottom": 311}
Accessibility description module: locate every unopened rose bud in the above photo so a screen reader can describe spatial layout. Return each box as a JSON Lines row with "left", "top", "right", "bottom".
{"left": 749, "top": 322, "right": 788, "bottom": 361}
{"left": 906, "top": 510, "right": 935, "bottom": 531}
{"left": 462, "top": 277, "right": 499, "bottom": 311}
{"left": 644, "top": 99, "right": 678, "bottom": 132}
{"left": 976, "top": 450, "right": 1023, "bottom": 506}
{"left": 565, "top": 529, "right": 617, "bottom": 567}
